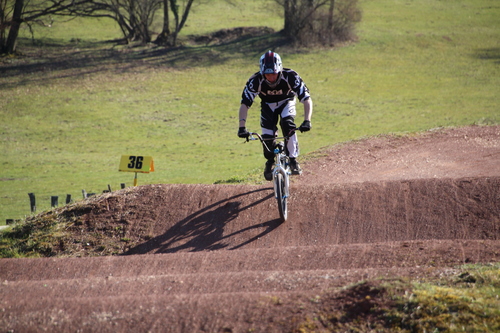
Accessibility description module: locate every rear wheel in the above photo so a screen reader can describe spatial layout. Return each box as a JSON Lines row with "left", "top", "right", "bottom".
{"left": 275, "top": 172, "right": 288, "bottom": 221}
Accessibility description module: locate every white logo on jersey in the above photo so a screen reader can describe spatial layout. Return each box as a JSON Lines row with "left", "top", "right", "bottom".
{"left": 294, "top": 77, "right": 301, "bottom": 88}
{"left": 267, "top": 89, "right": 283, "bottom": 95}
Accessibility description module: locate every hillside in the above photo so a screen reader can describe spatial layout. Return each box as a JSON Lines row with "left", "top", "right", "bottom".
{"left": 1, "top": 125, "right": 499, "bottom": 332}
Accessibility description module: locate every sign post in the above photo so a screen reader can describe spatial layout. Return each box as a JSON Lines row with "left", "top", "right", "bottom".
{"left": 119, "top": 155, "right": 155, "bottom": 186}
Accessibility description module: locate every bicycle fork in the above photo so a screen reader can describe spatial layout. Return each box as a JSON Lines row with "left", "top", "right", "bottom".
{"left": 272, "top": 154, "right": 291, "bottom": 199}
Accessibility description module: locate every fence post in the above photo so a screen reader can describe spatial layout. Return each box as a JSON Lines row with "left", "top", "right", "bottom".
{"left": 108, "top": 184, "right": 112, "bottom": 192}
{"left": 121, "top": 183, "right": 126, "bottom": 189}
{"left": 66, "top": 194, "right": 72, "bottom": 204}
{"left": 51, "top": 196, "right": 58, "bottom": 208}
{"left": 82, "top": 189, "right": 87, "bottom": 199}
{"left": 28, "top": 193, "right": 36, "bottom": 213}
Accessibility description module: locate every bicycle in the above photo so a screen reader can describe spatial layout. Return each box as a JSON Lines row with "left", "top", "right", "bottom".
{"left": 246, "top": 129, "right": 297, "bottom": 222}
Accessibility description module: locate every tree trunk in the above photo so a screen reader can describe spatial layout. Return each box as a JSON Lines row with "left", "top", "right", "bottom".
{"left": 154, "top": 0, "right": 170, "bottom": 45}
{"left": 283, "top": 0, "right": 295, "bottom": 36}
{"left": 328, "top": 0, "right": 335, "bottom": 31}
{"left": 4, "top": 0, "right": 24, "bottom": 54}
{"left": 0, "top": 3, "right": 6, "bottom": 48}
{"left": 169, "top": 0, "right": 179, "bottom": 45}
{"left": 161, "top": 0, "right": 170, "bottom": 34}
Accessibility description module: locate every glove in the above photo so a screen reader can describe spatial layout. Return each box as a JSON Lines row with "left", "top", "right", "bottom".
{"left": 238, "top": 127, "right": 250, "bottom": 138}
{"left": 298, "top": 120, "right": 311, "bottom": 132}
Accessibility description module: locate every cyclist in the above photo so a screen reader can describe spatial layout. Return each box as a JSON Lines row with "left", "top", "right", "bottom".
{"left": 237, "top": 50, "right": 313, "bottom": 181}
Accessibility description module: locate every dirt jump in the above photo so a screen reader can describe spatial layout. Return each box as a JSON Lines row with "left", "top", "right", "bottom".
{"left": 1, "top": 125, "right": 499, "bottom": 332}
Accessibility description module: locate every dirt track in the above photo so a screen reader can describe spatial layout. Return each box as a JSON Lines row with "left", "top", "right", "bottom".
{"left": 1, "top": 125, "right": 499, "bottom": 332}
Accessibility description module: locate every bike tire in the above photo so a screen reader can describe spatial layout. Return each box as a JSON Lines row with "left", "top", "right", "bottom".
{"left": 275, "top": 172, "right": 288, "bottom": 222}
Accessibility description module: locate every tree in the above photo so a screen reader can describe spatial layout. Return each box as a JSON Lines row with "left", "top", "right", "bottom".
{"left": 1, "top": 0, "right": 95, "bottom": 54}
{"left": 1, "top": 0, "right": 198, "bottom": 55}
{"left": 281, "top": 0, "right": 327, "bottom": 37}
{"left": 1, "top": 0, "right": 110, "bottom": 54}
{"left": 105, "top": 0, "right": 163, "bottom": 43}
{"left": 1, "top": 0, "right": 24, "bottom": 54}
{"left": 155, "top": 0, "right": 195, "bottom": 46}
{"left": 276, "top": 0, "right": 361, "bottom": 46}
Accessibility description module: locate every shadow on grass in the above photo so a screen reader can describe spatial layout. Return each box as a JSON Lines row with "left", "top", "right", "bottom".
{"left": 123, "top": 187, "right": 284, "bottom": 254}
{"left": 473, "top": 47, "right": 500, "bottom": 64}
{"left": 0, "top": 28, "right": 292, "bottom": 89}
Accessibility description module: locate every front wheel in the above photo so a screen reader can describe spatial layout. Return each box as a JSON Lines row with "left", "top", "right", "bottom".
{"left": 275, "top": 172, "right": 288, "bottom": 222}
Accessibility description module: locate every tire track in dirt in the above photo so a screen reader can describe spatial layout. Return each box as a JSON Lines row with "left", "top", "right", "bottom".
{"left": 1, "top": 239, "right": 499, "bottom": 332}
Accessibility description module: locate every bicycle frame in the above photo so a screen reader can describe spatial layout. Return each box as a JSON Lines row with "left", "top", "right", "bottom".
{"left": 270, "top": 140, "right": 291, "bottom": 200}
{"left": 247, "top": 129, "right": 297, "bottom": 221}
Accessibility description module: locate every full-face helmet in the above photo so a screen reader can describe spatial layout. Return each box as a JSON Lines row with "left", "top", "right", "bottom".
{"left": 260, "top": 51, "right": 283, "bottom": 75}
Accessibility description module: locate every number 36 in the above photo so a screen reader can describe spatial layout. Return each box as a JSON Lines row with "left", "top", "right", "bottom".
{"left": 128, "top": 156, "right": 144, "bottom": 169}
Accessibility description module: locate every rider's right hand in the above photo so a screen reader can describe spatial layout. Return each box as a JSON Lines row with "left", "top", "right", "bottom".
{"left": 238, "top": 127, "right": 250, "bottom": 139}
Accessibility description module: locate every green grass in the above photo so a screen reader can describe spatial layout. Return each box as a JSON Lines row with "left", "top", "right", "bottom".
{"left": 386, "top": 264, "right": 500, "bottom": 332}
{"left": 1, "top": 0, "right": 499, "bottom": 223}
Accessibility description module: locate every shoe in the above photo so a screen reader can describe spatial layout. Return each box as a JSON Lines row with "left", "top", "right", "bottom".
{"left": 264, "top": 159, "right": 274, "bottom": 181}
{"left": 289, "top": 158, "right": 302, "bottom": 175}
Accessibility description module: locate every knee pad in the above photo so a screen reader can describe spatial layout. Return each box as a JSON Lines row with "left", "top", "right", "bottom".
{"left": 280, "top": 116, "right": 299, "bottom": 157}
{"left": 280, "top": 116, "right": 297, "bottom": 136}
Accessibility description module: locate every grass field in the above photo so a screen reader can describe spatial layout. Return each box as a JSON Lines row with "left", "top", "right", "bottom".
{"left": 1, "top": 0, "right": 499, "bottom": 223}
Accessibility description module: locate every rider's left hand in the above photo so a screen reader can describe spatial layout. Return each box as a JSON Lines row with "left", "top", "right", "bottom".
{"left": 298, "top": 120, "right": 311, "bottom": 132}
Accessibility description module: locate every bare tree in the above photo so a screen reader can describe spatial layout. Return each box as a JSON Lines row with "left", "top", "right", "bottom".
{"left": 275, "top": 0, "right": 361, "bottom": 46}
{"left": 53, "top": 0, "right": 164, "bottom": 43}
{"left": 155, "top": 0, "right": 195, "bottom": 46}
{"left": 1, "top": 0, "right": 95, "bottom": 54}
{"left": 105, "top": 0, "right": 163, "bottom": 43}
{"left": 278, "top": 0, "right": 329, "bottom": 37}
{"left": 1, "top": 0, "right": 198, "bottom": 55}
{"left": 1, "top": 0, "right": 117, "bottom": 54}
{"left": 1, "top": 0, "right": 24, "bottom": 54}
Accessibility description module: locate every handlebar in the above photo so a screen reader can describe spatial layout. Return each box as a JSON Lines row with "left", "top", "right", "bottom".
{"left": 246, "top": 128, "right": 297, "bottom": 143}
{"left": 245, "top": 129, "right": 298, "bottom": 153}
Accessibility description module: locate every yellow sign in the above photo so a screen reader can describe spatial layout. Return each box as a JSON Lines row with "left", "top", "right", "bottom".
{"left": 119, "top": 155, "right": 155, "bottom": 173}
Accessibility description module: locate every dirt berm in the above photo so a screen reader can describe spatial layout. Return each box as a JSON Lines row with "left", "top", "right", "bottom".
{"left": 1, "top": 125, "right": 499, "bottom": 332}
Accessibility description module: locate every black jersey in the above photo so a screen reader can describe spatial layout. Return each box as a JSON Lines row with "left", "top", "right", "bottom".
{"left": 241, "top": 68, "right": 311, "bottom": 108}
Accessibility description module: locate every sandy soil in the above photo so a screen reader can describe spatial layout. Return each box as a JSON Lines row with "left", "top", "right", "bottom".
{"left": 1, "top": 125, "right": 499, "bottom": 332}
